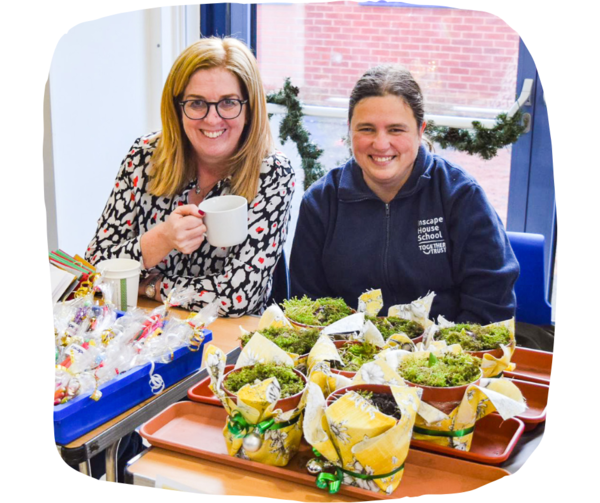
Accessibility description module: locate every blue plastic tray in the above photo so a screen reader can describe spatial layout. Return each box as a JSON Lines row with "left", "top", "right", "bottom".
{"left": 54, "top": 328, "right": 212, "bottom": 445}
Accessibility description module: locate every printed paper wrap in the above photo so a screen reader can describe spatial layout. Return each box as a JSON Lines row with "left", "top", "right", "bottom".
{"left": 357, "top": 289, "right": 384, "bottom": 317}
{"left": 257, "top": 304, "right": 293, "bottom": 331}
{"left": 204, "top": 340, "right": 304, "bottom": 466}
{"left": 410, "top": 377, "right": 526, "bottom": 451}
{"left": 306, "top": 332, "right": 386, "bottom": 377}
{"left": 431, "top": 317, "right": 517, "bottom": 378}
{"left": 303, "top": 362, "right": 421, "bottom": 495}
{"left": 321, "top": 313, "right": 365, "bottom": 341}
{"left": 239, "top": 304, "right": 309, "bottom": 368}
{"left": 388, "top": 292, "right": 436, "bottom": 331}
{"left": 381, "top": 348, "right": 527, "bottom": 451}
{"left": 358, "top": 290, "right": 434, "bottom": 349}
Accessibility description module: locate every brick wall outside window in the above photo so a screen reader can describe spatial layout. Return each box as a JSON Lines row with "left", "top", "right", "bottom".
{"left": 257, "top": 2, "right": 520, "bottom": 117}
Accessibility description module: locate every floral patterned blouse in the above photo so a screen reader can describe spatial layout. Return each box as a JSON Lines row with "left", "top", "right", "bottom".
{"left": 85, "top": 132, "right": 295, "bottom": 316}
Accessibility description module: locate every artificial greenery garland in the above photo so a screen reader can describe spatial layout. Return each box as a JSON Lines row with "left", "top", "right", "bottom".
{"left": 267, "top": 78, "right": 528, "bottom": 188}
{"left": 266, "top": 78, "right": 327, "bottom": 189}
{"left": 425, "top": 111, "right": 528, "bottom": 161}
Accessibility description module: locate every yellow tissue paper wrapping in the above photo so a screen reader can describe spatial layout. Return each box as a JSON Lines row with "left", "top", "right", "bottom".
{"left": 204, "top": 342, "right": 304, "bottom": 467}
{"left": 379, "top": 347, "right": 527, "bottom": 451}
{"left": 357, "top": 290, "right": 435, "bottom": 351}
{"left": 357, "top": 289, "right": 384, "bottom": 317}
{"left": 387, "top": 292, "right": 436, "bottom": 331}
{"left": 303, "top": 362, "right": 420, "bottom": 495}
{"left": 411, "top": 377, "right": 527, "bottom": 451}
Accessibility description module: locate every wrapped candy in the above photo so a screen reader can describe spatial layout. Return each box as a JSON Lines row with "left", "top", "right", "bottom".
{"left": 53, "top": 283, "right": 216, "bottom": 404}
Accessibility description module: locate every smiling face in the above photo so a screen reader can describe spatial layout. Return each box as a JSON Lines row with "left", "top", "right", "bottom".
{"left": 181, "top": 66, "right": 248, "bottom": 173}
{"left": 350, "top": 94, "right": 426, "bottom": 202}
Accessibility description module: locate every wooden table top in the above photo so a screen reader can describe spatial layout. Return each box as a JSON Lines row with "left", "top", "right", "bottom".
{"left": 127, "top": 447, "right": 358, "bottom": 501}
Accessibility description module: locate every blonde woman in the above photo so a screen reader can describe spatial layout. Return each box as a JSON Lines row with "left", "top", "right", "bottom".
{"left": 86, "top": 37, "right": 295, "bottom": 316}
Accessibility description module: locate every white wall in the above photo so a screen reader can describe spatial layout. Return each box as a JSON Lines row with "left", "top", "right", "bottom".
{"left": 48, "top": 8, "right": 163, "bottom": 255}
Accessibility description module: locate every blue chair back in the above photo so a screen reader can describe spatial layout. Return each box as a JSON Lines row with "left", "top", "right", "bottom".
{"left": 507, "top": 231, "right": 553, "bottom": 325}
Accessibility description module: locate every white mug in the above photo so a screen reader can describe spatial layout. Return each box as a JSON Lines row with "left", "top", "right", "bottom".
{"left": 198, "top": 195, "right": 248, "bottom": 248}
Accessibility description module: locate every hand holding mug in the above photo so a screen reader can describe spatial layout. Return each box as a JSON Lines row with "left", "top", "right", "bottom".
{"left": 163, "top": 204, "right": 207, "bottom": 254}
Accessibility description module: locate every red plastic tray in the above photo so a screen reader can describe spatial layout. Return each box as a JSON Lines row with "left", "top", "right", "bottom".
{"left": 187, "top": 364, "right": 234, "bottom": 405}
{"left": 411, "top": 413, "right": 525, "bottom": 465}
{"left": 140, "top": 401, "right": 510, "bottom": 499}
{"left": 507, "top": 378, "right": 548, "bottom": 430}
{"left": 504, "top": 347, "right": 552, "bottom": 384}
{"left": 188, "top": 370, "right": 546, "bottom": 434}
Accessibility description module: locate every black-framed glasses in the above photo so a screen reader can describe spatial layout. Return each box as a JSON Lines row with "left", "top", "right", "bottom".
{"left": 179, "top": 98, "right": 248, "bottom": 120}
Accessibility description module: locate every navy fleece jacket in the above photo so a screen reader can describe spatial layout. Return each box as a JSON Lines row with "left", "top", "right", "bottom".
{"left": 289, "top": 146, "right": 519, "bottom": 324}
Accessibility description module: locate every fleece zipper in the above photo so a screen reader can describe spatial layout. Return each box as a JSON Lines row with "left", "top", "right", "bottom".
{"left": 383, "top": 203, "right": 395, "bottom": 300}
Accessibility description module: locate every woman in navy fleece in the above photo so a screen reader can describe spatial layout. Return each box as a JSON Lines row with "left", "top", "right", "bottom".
{"left": 289, "top": 65, "right": 519, "bottom": 324}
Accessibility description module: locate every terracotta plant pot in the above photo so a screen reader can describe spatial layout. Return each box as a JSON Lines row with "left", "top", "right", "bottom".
{"left": 469, "top": 347, "right": 505, "bottom": 360}
{"left": 330, "top": 340, "right": 377, "bottom": 379}
{"left": 409, "top": 334, "right": 424, "bottom": 345}
{"left": 222, "top": 365, "right": 307, "bottom": 413}
{"left": 403, "top": 370, "right": 482, "bottom": 415}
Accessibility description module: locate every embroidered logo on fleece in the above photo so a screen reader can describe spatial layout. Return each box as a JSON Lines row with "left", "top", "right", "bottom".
{"left": 417, "top": 217, "right": 447, "bottom": 255}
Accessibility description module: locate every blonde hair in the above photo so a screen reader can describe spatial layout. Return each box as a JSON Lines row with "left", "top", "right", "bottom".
{"left": 148, "top": 37, "right": 273, "bottom": 201}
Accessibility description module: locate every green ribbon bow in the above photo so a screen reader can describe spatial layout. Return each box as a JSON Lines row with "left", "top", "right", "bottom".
{"left": 312, "top": 450, "right": 405, "bottom": 494}
{"left": 413, "top": 425, "right": 475, "bottom": 438}
{"left": 227, "top": 411, "right": 300, "bottom": 439}
{"left": 317, "top": 470, "right": 343, "bottom": 494}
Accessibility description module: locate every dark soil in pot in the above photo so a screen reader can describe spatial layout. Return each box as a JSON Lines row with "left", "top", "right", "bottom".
{"left": 326, "top": 384, "right": 401, "bottom": 420}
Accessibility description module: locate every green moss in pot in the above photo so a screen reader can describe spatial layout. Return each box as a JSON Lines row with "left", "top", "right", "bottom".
{"left": 240, "top": 326, "right": 321, "bottom": 356}
{"left": 282, "top": 296, "right": 353, "bottom": 327}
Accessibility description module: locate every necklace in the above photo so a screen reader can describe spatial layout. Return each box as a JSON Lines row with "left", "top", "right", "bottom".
{"left": 195, "top": 181, "right": 215, "bottom": 198}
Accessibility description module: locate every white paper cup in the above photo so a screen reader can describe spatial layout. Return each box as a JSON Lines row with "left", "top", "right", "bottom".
{"left": 95, "top": 258, "right": 141, "bottom": 311}
{"left": 199, "top": 195, "right": 248, "bottom": 248}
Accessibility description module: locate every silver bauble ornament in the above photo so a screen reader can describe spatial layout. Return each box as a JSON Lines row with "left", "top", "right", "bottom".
{"left": 242, "top": 432, "right": 262, "bottom": 452}
{"left": 306, "top": 458, "right": 325, "bottom": 474}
